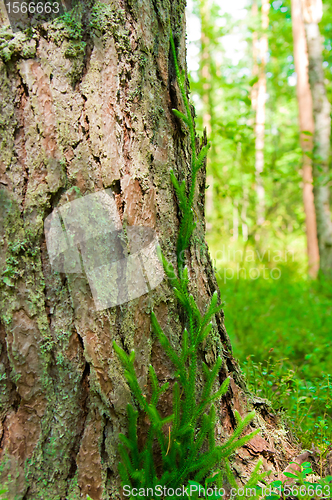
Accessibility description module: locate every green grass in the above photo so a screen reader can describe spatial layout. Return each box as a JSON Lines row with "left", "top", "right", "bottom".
{"left": 219, "top": 264, "right": 332, "bottom": 378}
{"left": 208, "top": 237, "right": 332, "bottom": 452}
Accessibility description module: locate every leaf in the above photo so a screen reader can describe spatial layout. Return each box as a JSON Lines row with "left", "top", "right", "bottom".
{"left": 283, "top": 472, "right": 298, "bottom": 478}
{"left": 205, "top": 475, "right": 218, "bottom": 485}
{"left": 129, "top": 350, "right": 135, "bottom": 363}
{"left": 323, "top": 475, "right": 332, "bottom": 482}
{"left": 113, "top": 341, "right": 129, "bottom": 366}
{"left": 172, "top": 108, "right": 190, "bottom": 125}
{"left": 208, "top": 493, "right": 224, "bottom": 500}
{"left": 188, "top": 480, "right": 204, "bottom": 489}
{"left": 195, "top": 143, "right": 210, "bottom": 173}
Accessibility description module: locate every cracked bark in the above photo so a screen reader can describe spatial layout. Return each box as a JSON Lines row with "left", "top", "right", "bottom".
{"left": 0, "top": 1, "right": 300, "bottom": 498}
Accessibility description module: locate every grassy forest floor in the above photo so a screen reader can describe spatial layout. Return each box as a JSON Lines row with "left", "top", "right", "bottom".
{"left": 207, "top": 231, "right": 332, "bottom": 461}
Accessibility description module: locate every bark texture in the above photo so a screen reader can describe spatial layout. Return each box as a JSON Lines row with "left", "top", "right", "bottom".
{"left": 302, "top": 0, "right": 332, "bottom": 276}
{"left": 291, "top": 0, "right": 320, "bottom": 277}
{"left": 0, "top": 1, "right": 299, "bottom": 499}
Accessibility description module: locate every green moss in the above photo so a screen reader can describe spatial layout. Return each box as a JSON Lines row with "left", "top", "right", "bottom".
{"left": 63, "top": 37, "right": 87, "bottom": 86}
{"left": 55, "top": 7, "right": 84, "bottom": 41}
{"left": 24, "top": 357, "right": 88, "bottom": 498}
{"left": 88, "top": 2, "right": 130, "bottom": 55}
{"left": 89, "top": 1, "right": 115, "bottom": 33}
{"left": 64, "top": 40, "right": 86, "bottom": 59}
{"left": 66, "top": 475, "right": 82, "bottom": 500}
{"left": 0, "top": 24, "right": 37, "bottom": 61}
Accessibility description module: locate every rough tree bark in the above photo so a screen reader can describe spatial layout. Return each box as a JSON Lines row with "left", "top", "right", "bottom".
{"left": 0, "top": 1, "right": 299, "bottom": 499}
{"left": 301, "top": 0, "right": 332, "bottom": 276}
{"left": 291, "top": 0, "right": 320, "bottom": 278}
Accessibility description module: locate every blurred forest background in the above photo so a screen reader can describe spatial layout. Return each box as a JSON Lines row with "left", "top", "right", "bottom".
{"left": 185, "top": 0, "right": 332, "bottom": 458}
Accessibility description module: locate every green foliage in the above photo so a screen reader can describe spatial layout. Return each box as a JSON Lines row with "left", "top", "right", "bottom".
{"left": 0, "top": 485, "right": 8, "bottom": 500}
{"left": 213, "top": 254, "right": 332, "bottom": 452}
{"left": 169, "top": 34, "right": 210, "bottom": 274}
{"left": 55, "top": 6, "right": 84, "bottom": 40}
{"left": 185, "top": 460, "right": 332, "bottom": 499}
{"left": 264, "top": 462, "right": 332, "bottom": 500}
{"left": 114, "top": 338, "right": 260, "bottom": 497}
{"left": 190, "top": 0, "right": 304, "bottom": 245}
{"left": 113, "top": 32, "right": 261, "bottom": 499}
{"left": 185, "top": 459, "right": 268, "bottom": 500}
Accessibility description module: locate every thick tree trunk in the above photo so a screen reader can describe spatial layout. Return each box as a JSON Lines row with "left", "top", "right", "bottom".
{"left": 302, "top": 0, "right": 332, "bottom": 276}
{"left": 291, "top": 0, "right": 320, "bottom": 278}
{"left": 0, "top": 1, "right": 299, "bottom": 498}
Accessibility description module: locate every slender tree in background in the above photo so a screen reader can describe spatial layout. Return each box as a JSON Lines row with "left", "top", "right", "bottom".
{"left": 301, "top": 0, "right": 332, "bottom": 276}
{"left": 0, "top": 0, "right": 298, "bottom": 498}
{"left": 291, "top": 0, "right": 320, "bottom": 277}
{"left": 252, "top": 0, "right": 270, "bottom": 228}
{"left": 198, "top": 0, "right": 214, "bottom": 225}
{"left": 199, "top": 0, "right": 212, "bottom": 138}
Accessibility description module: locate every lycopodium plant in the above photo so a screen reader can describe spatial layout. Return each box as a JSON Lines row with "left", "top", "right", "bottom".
{"left": 113, "top": 32, "right": 261, "bottom": 499}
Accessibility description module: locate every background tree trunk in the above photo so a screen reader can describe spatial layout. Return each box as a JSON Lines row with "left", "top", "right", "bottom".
{"left": 252, "top": 0, "right": 270, "bottom": 229}
{"left": 302, "top": 0, "right": 332, "bottom": 276}
{"left": 291, "top": 0, "right": 320, "bottom": 278}
{"left": 0, "top": 1, "right": 299, "bottom": 498}
{"left": 198, "top": 0, "right": 214, "bottom": 227}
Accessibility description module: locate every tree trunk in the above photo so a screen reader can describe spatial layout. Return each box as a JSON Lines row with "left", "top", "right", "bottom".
{"left": 0, "top": 1, "right": 299, "bottom": 498}
{"left": 198, "top": 0, "right": 214, "bottom": 225}
{"left": 291, "top": 0, "right": 320, "bottom": 278}
{"left": 233, "top": 200, "right": 239, "bottom": 241}
{"left": 252, "top": 0, "right": 270, "bottom": 228}
{"left": 199, "top": 0, "right": 211, "bottom": 138}
{"left": 241, "top": 188, "right": 249, "bottom": 242}
{"left": 302, "top": 0, "right": 332, "bottom": 276}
